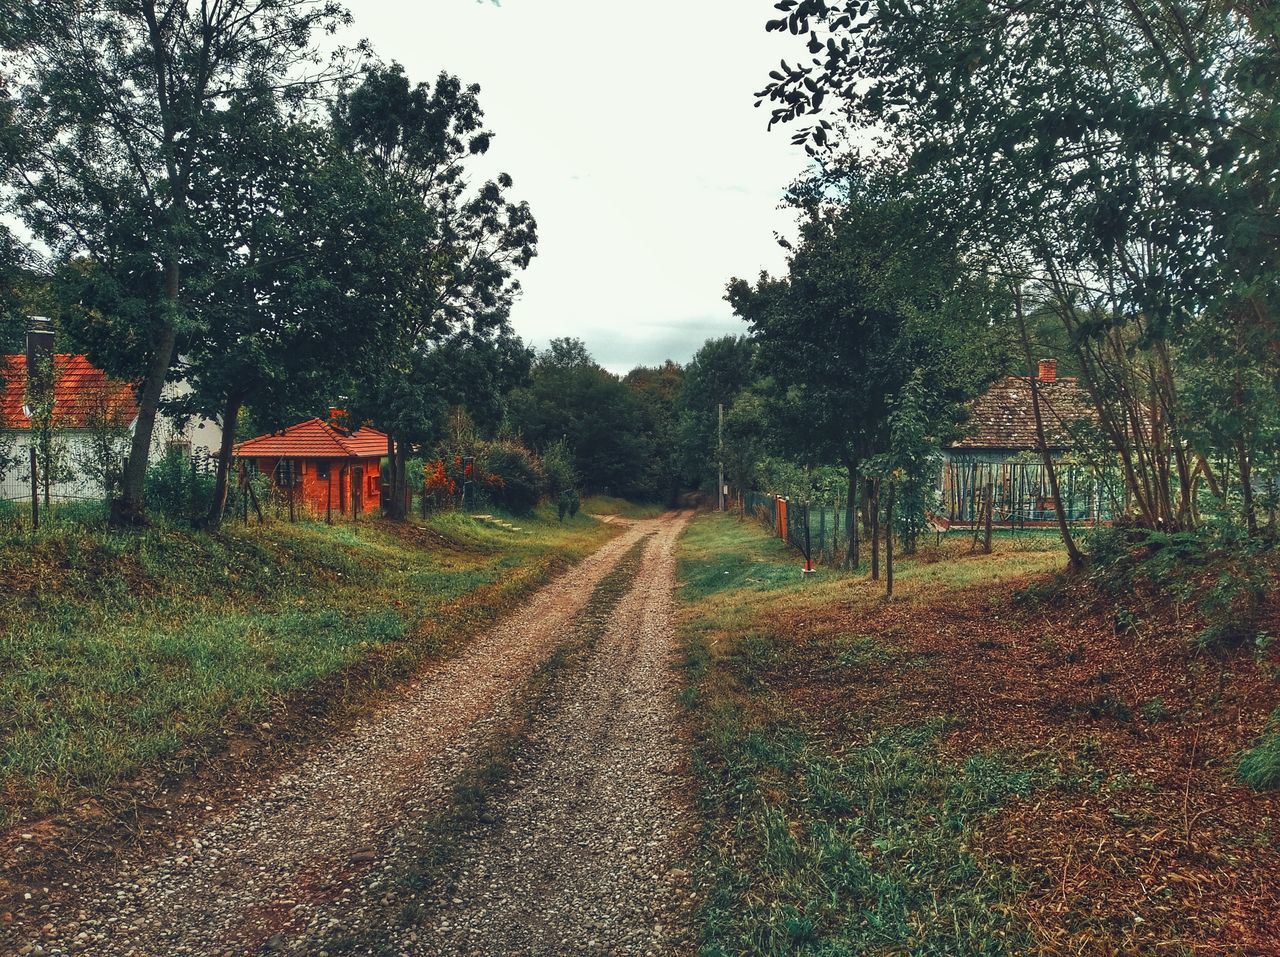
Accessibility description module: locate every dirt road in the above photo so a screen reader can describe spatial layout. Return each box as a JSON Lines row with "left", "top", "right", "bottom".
{"left": 4, "top": 512, "right": 694, "bottom": 957}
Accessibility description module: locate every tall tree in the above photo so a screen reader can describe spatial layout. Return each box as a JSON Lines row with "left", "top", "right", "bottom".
{"left": 756, "top": 0, "right": 1280, "bottom": 534}
{"left": 176, "top": 94, "right": 393, "bottom": 529}
{"left": 510, "top": 339, "right": 648, "bottom": 496}
{"left": 331, "top": 64, "right": 537, "bottom": 520}
{"left": 2, "top": 0, "right": 354, "bottom": 524}
{"left": 674, "top": 335, "right": 757, "bottom": 494}
{"left": 729, "top": 175, "right": 1004, "bottom": 567}
{"left": 624, "top": 360, "right": 685, "bottom": 504}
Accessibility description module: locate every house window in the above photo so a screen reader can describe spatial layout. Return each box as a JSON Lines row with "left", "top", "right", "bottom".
{"left": 316, "top": 461, "right": 330, "bottom": 480}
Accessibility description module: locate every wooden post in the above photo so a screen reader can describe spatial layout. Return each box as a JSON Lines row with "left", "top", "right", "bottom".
{"left": 326, "top": 470, "right": 333, "bottom": 525}
{"left": 886, "top": 479, "right": 895, "bottom": 597}
{"left": 288, "top": 460, "right": 295, "bottom": 523}
{"left": 246, "top": 476, "right": 264, "bottom": 524}
{"left": 29, "top": 445, "right": 39, "bottom": 530}
{"left": 984, "top": 480, "right": 994, "bottom": 554}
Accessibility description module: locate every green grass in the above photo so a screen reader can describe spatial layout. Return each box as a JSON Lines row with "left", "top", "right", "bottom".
{"left": 0, "top": 505, "right": 614, "bottom": 824}
{"left": 677, "top": 512, "right": 1061, "bottom": 956}
{"left": 581, "top": 495, "right": 666, "bottom": 520}
{"left": 1240, "top": 711, "right": 1280, "bottom": 791}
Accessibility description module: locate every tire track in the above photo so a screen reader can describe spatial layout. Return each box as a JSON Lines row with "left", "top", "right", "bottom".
{"left": 4, "top": 518, "right": 662, "bottom": 957}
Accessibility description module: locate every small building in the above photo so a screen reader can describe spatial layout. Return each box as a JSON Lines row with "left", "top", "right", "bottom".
{"left": 234, "top": 415, "right": 386, "bottom": 517}
{"left": 940, "top": 359, "right": 1110, "bottom": 526}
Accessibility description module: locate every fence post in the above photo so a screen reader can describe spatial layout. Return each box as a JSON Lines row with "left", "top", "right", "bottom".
{"left": 29, "top": 446, "right": 39, "bottom": 530}
{"left": 803, "top": 503, "right": 813, "bottom": 574}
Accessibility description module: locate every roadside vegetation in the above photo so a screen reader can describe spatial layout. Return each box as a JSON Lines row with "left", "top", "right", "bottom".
{"left": 0, "top": 508, "right": 613, "bottom": 826}
{"left": 582, "top": 495, "right": 667, "bottom": 521}
{"left": 679, "top": 512, "right": 1280, "bottom": 955}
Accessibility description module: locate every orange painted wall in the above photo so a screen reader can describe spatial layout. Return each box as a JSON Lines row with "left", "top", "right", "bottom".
{"left": 249, "top": 457, "right": 382, "bottom": 515}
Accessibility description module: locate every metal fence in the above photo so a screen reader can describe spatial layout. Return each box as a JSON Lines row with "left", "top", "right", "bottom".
{"left": 941, "top": 459, "right": 1119, "bottom": 527}
{"left": 744, "top": 459, "right": 1119, "bottom": 568}
{"left": 745, "top": 490, "right": 844, "bottom": 568}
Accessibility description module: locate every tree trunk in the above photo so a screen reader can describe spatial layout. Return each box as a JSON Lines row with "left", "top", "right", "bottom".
{"left": 885, "top": 479, "right": 895, "bottom": 598}
{"left": 870, "top": 478, "right": 881, "bottom": 581}
{"left": 114, "top": 258, "right": 180, "bottom": 526}
{"left": 1238, "top": 435, "right": 1257, "bottom": 536}
{"left": 204, "top": 391, "right": 244, "bottom": 531}
{"left": 1014, "top": 284, "right": 1085, "bottom": 569}
{"left": 384, "top": 434, "right": 408, "bottom": 521}
{"left": 844, "top": 460, "right": 860, "bottom": 570}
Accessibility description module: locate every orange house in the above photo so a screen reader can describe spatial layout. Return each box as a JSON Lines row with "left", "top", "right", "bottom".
{"left": 234, "top": 416, "right": 386, "bottom": 517}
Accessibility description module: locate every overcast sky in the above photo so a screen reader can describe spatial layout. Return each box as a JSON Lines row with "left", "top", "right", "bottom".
{"left": 343, "top": 0, "right": 811, "bottom": 373}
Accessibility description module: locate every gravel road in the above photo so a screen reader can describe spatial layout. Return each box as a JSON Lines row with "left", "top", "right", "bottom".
{"left": 3, "top": 512, "right": 695, "bottom": 957}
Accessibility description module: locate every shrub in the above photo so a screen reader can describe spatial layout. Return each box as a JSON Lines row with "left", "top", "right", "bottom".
{"left": 145, "top": 449, "right": 217, "bottom": 525}
{"left": 477, "top": 440, "right": 543, "bottom": 514}
{"left": 1084, "top": 523, "right": 1273, "bottom": 650}
{"left": 557, "top": 489, "right": 581, "bottom": 522}
{"left": 1240, "top": 712, "right": 1280, "bottom": 791}
{"left": 542, "top": 438, "right": 577, "bottom": 498}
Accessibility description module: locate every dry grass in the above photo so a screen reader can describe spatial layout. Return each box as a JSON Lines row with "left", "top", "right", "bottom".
{"left": 677, "top": 512, "right": 1280, "bottom": 956}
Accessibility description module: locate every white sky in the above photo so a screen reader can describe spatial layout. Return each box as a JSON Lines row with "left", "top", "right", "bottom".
{"left": 344, "top": 0, "right": 810, "bottom": 373}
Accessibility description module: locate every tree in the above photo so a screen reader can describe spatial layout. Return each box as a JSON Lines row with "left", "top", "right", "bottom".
{"left": 510, "top": 340, "right": 647, "bottom": 496}
{"left": 3, "top": 0, "right": 354, "bottom": 524}
{"left": 174, "top": 93, "right": 394, "bottom": 529}
{"left": 755, "top": 1, "right": 1280, "bottom": 537}
{"left": 675, "top": 335, "right": 757, "bottom": 495}
{"left": 623, "top": 360, "right": 684, "bottom": 504}
{"left": 729, "top": 175, "right": 1004, "bottom": 567}
{"left": 331, "top": 64, "right": 537, "bottom": 520}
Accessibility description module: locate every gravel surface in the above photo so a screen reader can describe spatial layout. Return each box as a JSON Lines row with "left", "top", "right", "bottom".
{"left": 3, "top": 516, "right": 687, "bottom": 957}
{"left": 301, "top": 511, "right": 696, "bottom": 956}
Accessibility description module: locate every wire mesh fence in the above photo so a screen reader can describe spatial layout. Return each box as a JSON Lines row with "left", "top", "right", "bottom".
{"left": 941, "top": 459, "right": 1120, "bottom": 527}
{"left": 744, "top": 457, "right": 1119, "bottom": 568}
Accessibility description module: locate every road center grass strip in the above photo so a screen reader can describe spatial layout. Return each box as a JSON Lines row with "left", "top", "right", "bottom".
{"left": 317, "top": 535, "right": 655, "bottom": 955}
{"left": 0, "top": 508, "right": 614, "bottom": 826}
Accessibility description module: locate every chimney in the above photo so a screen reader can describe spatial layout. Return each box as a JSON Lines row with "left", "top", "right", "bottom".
{"left": 1038, "top": 358, "right": 1057, "bottom": 383}
{"left": 25, "top": 316, "right": 56, "bottom": 407}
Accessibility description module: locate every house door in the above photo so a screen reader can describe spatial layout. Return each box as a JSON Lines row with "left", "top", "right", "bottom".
{"left": 352, "top": 466, "right": 364, "bottom": 514}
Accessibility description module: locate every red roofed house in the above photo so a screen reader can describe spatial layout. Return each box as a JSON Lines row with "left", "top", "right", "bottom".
{"left": 234, "top": 414, "right": 386, "bottom": 517}
{"left": 2, "top": 320, "right": 225, "bottom": 502}
{"left": 2, "top": 316, "right": 144, "bottom": 502}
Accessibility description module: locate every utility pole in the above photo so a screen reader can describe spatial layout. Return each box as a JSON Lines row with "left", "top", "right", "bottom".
{"left": 718, "top": 402, "right": 725, "bottom": 512}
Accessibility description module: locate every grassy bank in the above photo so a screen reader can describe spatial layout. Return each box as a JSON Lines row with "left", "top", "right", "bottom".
{"left": 0, "top": 507, "right": 613, "bottom": 826}
{"left": 677, "top": 513, "right": 1280, "bottom": 954}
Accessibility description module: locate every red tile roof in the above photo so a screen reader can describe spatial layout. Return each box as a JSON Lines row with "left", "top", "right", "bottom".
{"left": 949, "top": 375, "right": 1099, "bottom": 451}
{"left": 0, "top": 354, "right": 138, "bottom": 430}
{"left": 234, "top": 417, "right": 388, "bottom": 460}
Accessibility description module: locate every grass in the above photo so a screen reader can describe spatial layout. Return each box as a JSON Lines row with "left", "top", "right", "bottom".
{"left": 678, "top": 512, "right": 1063, "bottom": 956}
{"left": 581, "top": 494, "right": 666, "bottom": 520}
{"left": 1240, "top": 710, "right": 1280, "bottom": 790}
{"left": 0, "top": 505, "right": 614, "bottom": 825}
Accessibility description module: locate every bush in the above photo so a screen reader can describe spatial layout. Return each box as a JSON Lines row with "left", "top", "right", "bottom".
{"left": 477, "top": 440, "right": 543, "bottom": 514}
{"left": 144, "top": 449, "right": 218, "bottom": 525}
{"left": 1240, "top": 712, "right": 1280, "bottom": 791}
{"left": 542, "top": 438, "right": 577, "bottom": 498}
{"left": 1084, "top": 524, "right": 1273, "bottom": 650}
{"left": 557, "top": 489, "right": 581, "bottom": 522}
